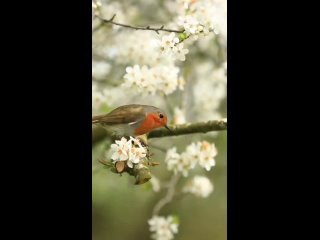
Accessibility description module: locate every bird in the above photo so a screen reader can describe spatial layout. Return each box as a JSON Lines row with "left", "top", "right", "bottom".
{"left": 92, "top": 104, "right": 171, "bottom": 137}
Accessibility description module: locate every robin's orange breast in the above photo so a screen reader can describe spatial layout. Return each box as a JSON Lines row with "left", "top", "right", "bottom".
{"left": 134, "top": 113, "right": 161, "bottom": 136}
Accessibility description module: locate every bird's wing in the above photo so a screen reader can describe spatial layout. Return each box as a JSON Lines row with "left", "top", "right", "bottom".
{"left": 92, "top": 105, "right": 146, "bottom": 125}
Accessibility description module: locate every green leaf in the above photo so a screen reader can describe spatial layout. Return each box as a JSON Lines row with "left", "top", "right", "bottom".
{"left": 100, "top": 159, "right": 114, "bottom": 168}
{"left": 178, "top": 33, "right": 188, "bottom": 42}
{"left": 170, "top": 215, "right": 180, "bottom": 225}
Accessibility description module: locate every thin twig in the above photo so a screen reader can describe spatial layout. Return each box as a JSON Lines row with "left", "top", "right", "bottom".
{"left": 92, "top": 21, "right": 103, "bottom": 32}
{"left": 152, "top": 173, "right": 181, "bottom": 215}
{"left": 96, "top": 14, "right": 184, "bottom": 34}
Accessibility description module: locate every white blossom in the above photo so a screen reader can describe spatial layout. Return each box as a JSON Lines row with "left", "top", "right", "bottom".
{"left": 160, "top": 33, "right": 179, "bottom": 52}
{"left": 114, "top": 31, "right": 162, "bottom": 66}
{"left": 150, "top": 175, "right": 161, "bottom": 192}
{"left": 173, "top": 0, "right": 228, "bottom": 40}
{"left": 127, "top": 137, "right": 147, "bottom": 168}
{"left": 123, "top": 65, "right": 148, "bottom": 88}
{"left": 109, "top": 137, "right": 147, "bottom": 168}
{"left": 165, "top": 147, "right": 181, "bottom": 175}
{"left": 165, "top": 141, "right": 218, "bottom": 175}
{"left": 177, "top": 156, "right": 194, "bottom": 177}
{"left": 177, "top": 0, "right": 196, "bottom": 10}
{"left": 148, "top": 215, "right": 179, "bottom": 240}
{"left": 92, "top": 0, "right": 102, "bottom": 17}
{"left": 183, "top": 142, "right": 201, "bottom": 168}
{"left": 192, "top": 65, "right": 227, "bottom": 122}
{"left": 198, "top": 141, "right": 217, "bottom": 171}
{"left": 172, "top": 43, "right": 189, "bottom": 61}
{"left": 110, "top": 137, "right": 132, "bottom": 161}
{"left": 183, "top": 175, "right": 214, "bottom": 198}
{"left": 127, "top": 145, "right": 146, "bottom": 168}
{"left": 123, "top": 65, "right": 181, "bottom": 95}
{"left": 92, "top": 60, "right": 111, "bottom": 80}
{"left": 177, "top": 15, "right": 199, "bottom": 35}
{"left": 158, "top": 33, "right": 189, "bottom": 62}
{"left": 173, "top": 107, "right": 186, "bottom": 124}
{"left": 155, "top": 65, "right": 180, "bottom": 95}
{"left": 165, "top": 147, "right": 194, "bottom": 177}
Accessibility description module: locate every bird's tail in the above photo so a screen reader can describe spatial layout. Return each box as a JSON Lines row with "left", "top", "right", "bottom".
{"left": 92, "top": 115, "right": 102, "bottom": 124}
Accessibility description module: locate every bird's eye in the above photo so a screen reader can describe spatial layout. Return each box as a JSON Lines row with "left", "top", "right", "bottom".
{"left": 159, "top": 113, "right": 164, "bottom": 119}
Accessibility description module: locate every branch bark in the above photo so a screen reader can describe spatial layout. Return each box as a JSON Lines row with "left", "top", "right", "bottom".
{"left": 148, "top": 119, "right": 227, "bottom": 138}
{"left": 92, "top": 119, "right": 227, "bottom": 145}
{"left": 96, "top": 14, "right": 184, "bottom": 34}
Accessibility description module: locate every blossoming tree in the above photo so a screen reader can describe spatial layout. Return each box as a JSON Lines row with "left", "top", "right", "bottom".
{"left": 92, "top": 0, "right": 227, "bottom": 239}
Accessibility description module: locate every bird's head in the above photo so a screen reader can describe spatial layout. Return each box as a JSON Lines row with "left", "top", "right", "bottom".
{"left": 134, "top": 107, "right": 171, "bottom": 135}
{"left": 149, "top": 110, "right": 168, "bottom": 127}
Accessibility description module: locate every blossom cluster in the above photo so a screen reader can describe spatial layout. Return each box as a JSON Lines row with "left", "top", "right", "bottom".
{"left": 159, "top": 33, "right": 189, "bottom": 61}
{"left": 157, "top": 0, "right": 227, "bottom": 65}
{"left": 92, "top": 0, "right": 101, "bottom": 17}
{"left": 148, "top": 215, "right": 179, "bottom": 240}
{"left": 109, "top": 137, "right": 147, "bottom": 168}
{"left": 192, "top": 64, "right": 227, "bottom": 122}
{"left": 93, "top": 0, "right": 227, "bottom": 99}
{"left": 175, "top": 0, "right": 226, "bottom": 39}
{"left": 102, "top": 30, "right": 187, "bottom": 96}
{"left": 165, "top": 141, "right": 217, "bottom": 177}
{"left": 173, "top": 107, "right": 187, "bottom": 124}
{"left": 123, "top": 64, "right": 184, "bottom": 95}
{"left": 183, "top": 175, "right": 214, "bottom": 198}
{"left": 149, "top": 175, "right": 161, "bottom": 192}
{"left": 92, "top": 60, "right": 111, "bottom": 80}
{"left": 113, "top": 31, "right": 163, "bottom": 66}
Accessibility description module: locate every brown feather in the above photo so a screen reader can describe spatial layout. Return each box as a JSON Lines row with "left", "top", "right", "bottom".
{"left": 92, "top": 104, "right": 165, "bottom": 136}
{"left": 92, "top": 104, "right": 159, "bottom": 125}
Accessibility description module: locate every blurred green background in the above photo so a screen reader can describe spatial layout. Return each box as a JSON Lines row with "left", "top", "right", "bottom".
{"left": 92, "top": 103, "right": 226, "bottom": 240}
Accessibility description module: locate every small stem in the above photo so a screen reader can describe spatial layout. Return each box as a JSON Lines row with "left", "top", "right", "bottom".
{"left": 152, "top": 173, "right": 181, "bottom": 216}
{"left": 92, "top": 21, "right": 103, "bottom": 32}
{"left": 96, "top": 15, "right": 184, "bottom": 34}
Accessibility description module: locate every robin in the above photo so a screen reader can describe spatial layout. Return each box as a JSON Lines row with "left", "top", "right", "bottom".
{"left": 92, "top": 104, "right": 171, "bottom": 137}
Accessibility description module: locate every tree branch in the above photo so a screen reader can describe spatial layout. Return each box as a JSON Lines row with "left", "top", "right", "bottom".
{"left": 96, "top": 14, "right": 184, "bottom": 34}
{"left": 152, "top": 173, "right": 181, "bottom": 216}
{"left": 92, "top": 119, "right": 227, "bottom": 145}
{"left": 148, "top": 119, "right": 227, "bottom": 138}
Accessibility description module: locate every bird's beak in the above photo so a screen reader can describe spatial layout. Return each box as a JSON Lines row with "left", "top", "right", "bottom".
{"left": 164, "top": 125, "right": 172, "bottom": 133}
